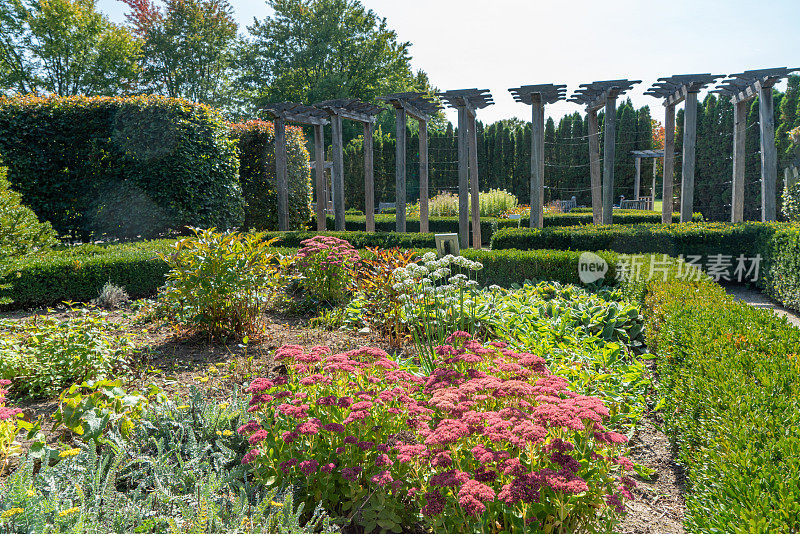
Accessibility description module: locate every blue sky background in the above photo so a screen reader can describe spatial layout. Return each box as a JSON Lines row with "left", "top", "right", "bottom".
{"left": 96, "top": 0, "right": 800, "bottom": 124}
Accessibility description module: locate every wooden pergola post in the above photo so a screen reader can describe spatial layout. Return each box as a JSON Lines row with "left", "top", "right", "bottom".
{"left": 262, "top": 102, "right": 330, "bottom": 232}
{"left": 509, "top": 84, "right": 566, "bottom": 229}
{"left": 663, "top": 104, "right": 676, "bottom": 223}
{"left": 569, "top": 80, "right": 640, "bottom": 225}
{"left": 438, "top": 89, "right": 494, "bottom": 249}
{"left": 395, "top": 107, "right": 407, "bottom": 232}
{"left": 646, "top": 74, "right": 723, "bottom": 224}
{"left": 316, "top": 99, "right": 384, "bottom": 231}
{"left": 634, "top": 155, "right": 641, "bottom": 201}
{"left": 652, "top": 157, "right": 657, "bottom": 207}
{"left": 588, "top": 110, "right": 602, "bottom": 224}
{"left": 680, "top": 91, "right": 699, "bottom": 222}
{"left": 759, "top": 86, "right": 777, "bottom": 221}
{"left": 379, "top": 93, "right": 441, "bottom": 234}
{"left": 631, "top": 150, "right": 667, "bottom": 210}
{"left": 731, "top": 100, "right": 747, "bottom": 222}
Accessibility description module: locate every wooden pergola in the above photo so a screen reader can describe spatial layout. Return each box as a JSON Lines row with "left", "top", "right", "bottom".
{"left": 315, "top": 99, "right": 384, "bottom": 231}
{"left": 630, "top": 149, "right": 669, "bottom": 208}
{"left": 261, "top": 102, "right": 330, "bottom": 231}
{"left": 713, "top": 67, "right": 799, "bottom": 222}
{"left": 509, "top": 84, "right": 567, "bottom": 228}
{"left": 378, "top": 92, "right": 441, "bottom": 233}
{"left": 645, "top": 74, "right": 722, "bottom": 223}
{"left": 569, "top": 80, "right": 640, "bottom": 224}
{"left": 437, "top": 89, "right": 494, "bottom": 249}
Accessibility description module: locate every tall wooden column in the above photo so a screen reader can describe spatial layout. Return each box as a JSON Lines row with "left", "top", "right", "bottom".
{"left": 602, "top": 97, "right": 617, "bottom": 224}
{"left": 394, "top": 107, "right": 407, "bottom": 232}
{"left": 530, "top": 95, "right": 545, "bottom": 228}
{"left": 731, "top": 100, "right": 747, "bottom": 222}
{"left": 419, "top": 120, "right": 429, "bottom": 233}
{"left": 759, "top": 87, "right": 777, "bottom": 221}
{"left": 588, "top": 110, "right": 602, "bottom": 225}
{"left": 651, "top": 157, "right": 657, "bottom": 207}
{"left": 274, "top": 117, "right": 289, "bottom": 231}
{"left": 680, "top": 91, "right": 698, "bottom": 222}
{"left": 330, "top": 114, "right": 345, "bottom": 231}
{"left": 634, "top": 156, "right": 641, "bottom": 200}
{"left": 468, "top": 112, "right": 481, "bottom": 248}
{"left": 663, "top": 105, "right": 675, "bottom": 224}
{"left": 457, "top": 107, "right": 470, "bottom": 248}
{"left": 314, "top": 124, "right": 326, "bottom": 231}
{"left": 363, "top": 122, "right": 375, "bottom": 232}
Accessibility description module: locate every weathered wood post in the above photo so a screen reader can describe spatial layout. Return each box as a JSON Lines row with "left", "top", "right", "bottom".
{"left": 714, "top": 68, "right": 799, "bottom": 222}
{"left": 602, "top": 96, "right": 618, "bottom": 224}
{"left": 634, "top": 156, "right": 641, "bottom": 201}
{"left": 652, "top": 156, "right": 657, "bottom": 208}
{"left": 437, "top": 89, "right": 494, "bottom": 249}
{"left": 363, "top": 122, "right": 375, "bottom": 232}
{"left": 468, "top": 111, "right": 481, "bottom": 248}
{"left": 663, "top": 105, "right": 676, "bottom": 223}
{"left": 274, "top": 117, "right": 289, "bottom": 231}
{"left": 379, "top": 93, "right": 440, "bottom": 234}
{"left": 314, "top": 124, "right": 326, "bottom": 231}
{"left": 457, "top": 107, "right": 470, "bottom": 247}
{"left": 509, "top": 84, "right": 567, "bottom": 229}
{"left": 646, "top": 75, "right": 724, "bottom": 224}
{"left": 680, "top": 91, "right": 698, "bottom": 222}
{"left": 570, "top": 80, "right": 639, "bottom": 225}
{"left": 588, "top": 110, "right": 602, "bottom": 224}
{"left": 759, "top": 86, "right": 777, "bottom": 221}
{"left": 419, "top": 120, "right": 429, "bottom": 233}
{"left": 731, "top": 100, "right": 747, "bottom": 222}
{"left": 262, "top": 102, "right": 330, "bottom": 231}
{"left": 316, "top": 99, "right": 383, "bottom": 231}
{"left": 395, "top": 107, "right": 407, "bottom": 232}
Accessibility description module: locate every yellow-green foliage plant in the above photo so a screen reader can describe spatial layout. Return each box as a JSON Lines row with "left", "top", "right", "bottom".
{"left": 158, "top": 228, "right": 293, "bottom": 338}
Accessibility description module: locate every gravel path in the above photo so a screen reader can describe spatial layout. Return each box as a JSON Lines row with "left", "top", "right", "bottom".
{"left": 725, "top": 285, "right": 800, "bottom": 327}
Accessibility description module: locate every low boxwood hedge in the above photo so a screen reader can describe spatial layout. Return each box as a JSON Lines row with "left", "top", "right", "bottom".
{"left": 492, "top": 221, "right": 782, "bottom": 258}
{"left": 643, "top": 277, "right": 800, "bottom": 531}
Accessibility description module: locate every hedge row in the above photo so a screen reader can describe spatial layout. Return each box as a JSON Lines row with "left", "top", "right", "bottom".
{"left": 0, "top": 237, "right": 622, "bottom": 308}
{"left": 643, "top": 277, "right": 800, "bottom": 531}
{"left": 0, "top": 95, "right": 243, "bottom": 239}
{"left": 761, "top": 225, "right": 800, "bottom": 310}
{"left": 491, "top": 222, "right": 782, "bottom": 258}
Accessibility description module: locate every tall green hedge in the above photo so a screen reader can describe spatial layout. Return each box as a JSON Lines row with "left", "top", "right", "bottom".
{"left": 761, "top": 225, "right": 800, "bottom": 310}
{"left": 229, "top": 121, "right": 312, "bottom": 231}
{"left": 0, "top": 95, "right": 243, "bottom": 239}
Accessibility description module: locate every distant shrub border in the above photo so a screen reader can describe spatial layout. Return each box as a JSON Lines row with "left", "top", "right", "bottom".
{"left": 229, "top": 121, "right": 312, "bottom": 231}
{"left": 0, "top": 95, "right": 243, "bottom": 239}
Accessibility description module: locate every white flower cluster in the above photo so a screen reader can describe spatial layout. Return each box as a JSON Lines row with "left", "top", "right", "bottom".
{"left": 391, "top": 254, "right": 484, "bottom": 310}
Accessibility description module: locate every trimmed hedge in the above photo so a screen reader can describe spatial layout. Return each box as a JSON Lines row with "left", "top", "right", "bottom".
{"left": 0, "top": 95, "right": 243, "bottom": 239}
{"left": 644, "top": 278, "right": 800, "bottom": 531}
{"left": 492, "top": 222, "right": 782, "bottom": 258}
{"left": 761, "top": 225, "right": 800, "bottom": 310}
{"left": 229, "top": 121, "right": 312, "bottom": 231}
{"left": 264, "top": 231, "right": 437, "bottom": 250}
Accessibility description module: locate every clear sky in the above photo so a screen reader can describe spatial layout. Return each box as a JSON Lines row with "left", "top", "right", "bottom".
{"left": 97, "top": 0, "right": 800, "bottom": 125}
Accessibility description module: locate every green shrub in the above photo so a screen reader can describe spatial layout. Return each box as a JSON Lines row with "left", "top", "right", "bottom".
{"left": 295, "top": 236, "right": 360, "bottom": 304}
{"left": 159, "top": 229, "right": 293, "bottom": 338}
{"left": 491, "top": 222, "right": 781, "bottom": 258}
{"left": 229, "top": 121, "right": 311, "bottom": 231}
{"left": 0, "top": 308, "right": 136, "bottom": 397}
{"left": 760, "top": 225, "right": 800, "bottom": 310}
{"left": 269, "top": 230, "right": 437, "bottom": 249}
{"left": 0, "top": 166, "right": 57, "bottom": 263}
{"left": 782, "top": 181, "right": 800, "bottom": 221}
{"left": 643, "top": 278, "right": 800, "bottom": 531}
{"left": 0, "top": 95, "right": 243, "bottom": 239}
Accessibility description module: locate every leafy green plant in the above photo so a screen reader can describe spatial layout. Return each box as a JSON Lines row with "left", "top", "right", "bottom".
{"left": 159, "top": 228, "right": 292, "bottom": 338}
{"left": 0, "top": 166, "right": 57, "bottom": 265}
{"left": 0, "top": 379, "right": 23, "bottom": 473}
{"left": 294, "top": 236, "right": 360, "bottom": 305}
{"left": 0, "top": 308, "right": 136, "bottom": 397}
{"left": 52, "top": 379, "right": 158, "bottom": 445}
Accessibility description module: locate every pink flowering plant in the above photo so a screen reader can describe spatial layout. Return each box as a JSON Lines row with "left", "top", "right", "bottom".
{"left": 0, "top": 379, "right": 23, "bottom": 472}
{"left": 295, "top": 236, "right": 361, "bottom": 304}
{"left": 240, "top": 334, "right": 635, "bottom": 533}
